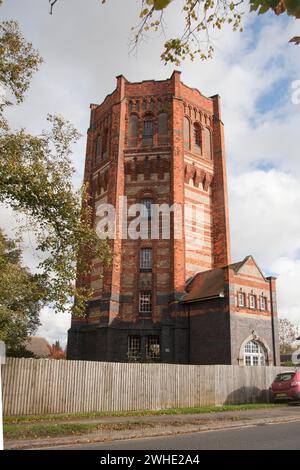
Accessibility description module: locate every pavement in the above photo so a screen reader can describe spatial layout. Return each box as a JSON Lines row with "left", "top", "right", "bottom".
{"left": 4, "top": 404, "right": 300, "bottom": 450}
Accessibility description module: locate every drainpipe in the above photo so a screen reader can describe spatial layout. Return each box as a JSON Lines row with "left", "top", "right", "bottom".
{"left": 267, "top": 276, "right": 277, "bottom": 366}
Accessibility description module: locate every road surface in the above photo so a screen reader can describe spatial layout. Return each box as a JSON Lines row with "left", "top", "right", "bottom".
{"left": 47, "top": 421, "right": 300, "bottom": 450}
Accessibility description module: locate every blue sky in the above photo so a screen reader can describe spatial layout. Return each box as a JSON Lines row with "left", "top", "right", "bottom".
{"left": 1, "top": 0, "right": 300, "bottom": 344}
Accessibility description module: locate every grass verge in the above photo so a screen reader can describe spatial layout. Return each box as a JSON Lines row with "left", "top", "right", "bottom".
{"left": 4, "top": 403, "right": 285, "bottom": 425}
{"left": 4, "top": 421, "right": 154, "bottom": 440}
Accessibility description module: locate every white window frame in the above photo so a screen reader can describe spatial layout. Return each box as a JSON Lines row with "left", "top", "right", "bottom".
{"left": 249, "top": 294, "right": 256, "bottom": 309}
{"left": 139, "top": 291, "right": 152, "bottom": 314}
{"left": 260, "top": 296, "right": 267, "bottom": 311}
{"left": 238, "top": 292, "right": 245, "bottom": 307}
{"left": 244, "top": 340, "right": 266, "bottom": 366}
{"left": 140, "top": 248, "right": 152, "bottom": 270}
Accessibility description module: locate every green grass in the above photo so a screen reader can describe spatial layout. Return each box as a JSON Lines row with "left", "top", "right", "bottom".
{"left": 4, "top": 403, "right": 285, "bottom": 425}
{"left": 4, "top": 421, "right": 154, "bottom": 440}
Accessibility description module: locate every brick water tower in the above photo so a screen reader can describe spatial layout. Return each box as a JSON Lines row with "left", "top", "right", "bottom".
{"left": 67, "top": 72, "right": 279, "bottom": 366}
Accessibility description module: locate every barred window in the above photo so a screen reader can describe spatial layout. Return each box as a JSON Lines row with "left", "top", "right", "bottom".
{"left": 140, "top": 248, "right": 152, "bottom": 271}
{"left": 127, "top": 335, "right": 141, "bottom": 360}
{"left": 139, "top": 291, "right": 152, "bottom": 314}
{"left": 146, "top": 336, "right": 160, "bottom": 359}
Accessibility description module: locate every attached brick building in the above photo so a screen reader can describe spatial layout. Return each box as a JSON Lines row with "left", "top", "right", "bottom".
{"left": 67, "top": 72, "right": 280, "bottom": 366}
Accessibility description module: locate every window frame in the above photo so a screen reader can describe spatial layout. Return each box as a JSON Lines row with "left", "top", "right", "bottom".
{"left": 249, "top": 294, "right": 257, "bottom": 309}
{"left": 140, "top": 248, "right": 152, "bottom": 272}
{"left": 139, "top": 291, "right": 152, "bottom": 315}
{"left": 127, "top": 335, "right": 141, "bottom": 360}
{"left": 238, "top": 292, "right": 246, "bottom": 308}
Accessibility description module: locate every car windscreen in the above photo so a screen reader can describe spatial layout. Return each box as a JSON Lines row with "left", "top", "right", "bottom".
{"left": 274, "top": 373, "right": 295, "bottom": 382}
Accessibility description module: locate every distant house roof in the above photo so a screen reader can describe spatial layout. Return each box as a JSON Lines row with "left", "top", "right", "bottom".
{"left": 24, "top": 337, "right": 51, "bottom": 358}
{"left": 183, "top": 268, "right": 225, "bottom": 303}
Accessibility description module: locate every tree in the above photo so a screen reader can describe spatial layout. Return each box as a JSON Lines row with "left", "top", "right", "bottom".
{"left": 0, "top": 11, "right": 111, "bottom": 322}
{"left": 279, "top": 317, "right": 300, "bottom": 354}
{"left": 50, "top": 0, "right": 300, "bottom": 64}
{"left": 49, "top": 340, "right": 66, "bottom": 359}
{"left": 0, "top": 229, "right": 42, "bottom": 354}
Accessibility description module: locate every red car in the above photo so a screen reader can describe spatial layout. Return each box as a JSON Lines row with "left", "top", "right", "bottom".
{"left": 270, "top": 370, "right": 300, "bottom": 403}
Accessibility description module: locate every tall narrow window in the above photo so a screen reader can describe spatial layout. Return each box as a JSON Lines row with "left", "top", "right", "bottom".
{"left": 146, "top": 336, "right": 160, "bottom": 360}
{"left": 127, "top": 335, "right": 141, "bottom": 360}
{"left": 193, "top": 123, "right": 201, "bottom": 154}
{"left": 141, "top": 198, "right": 152, "bottom": 219}
{"left": 249, "top": 294, "right": 257, "bottom": 309}
{"left": 142, "top": 120, "right": 153, "bottom": 146}
{"left": 184, "top": 116, "right": 190, "bottom": 150}
{"left": 102, "top": 128, "right": 109, "bottom": 159}
{"left": 140, "top": 248, "right": 152, "bottom": 271}
{"left": 238, "top": 292, "right": 245, "bottom": 308}
{"left": 96, "top": 135, "right": 102, "bottom": 164}
{"left": 128, "top": 114, "right": 138, "bottom": 147}
{"left": 204, "top": 127, "right": 212, "bottom": 159}
{"left": 260, "top": 296, "right": 267, "bottom": 311}
{"left": 158, "top": 112, "right": 168, "bottom": 145}
{"left": 139, "top": 291, "right": 152, "bottom": 314}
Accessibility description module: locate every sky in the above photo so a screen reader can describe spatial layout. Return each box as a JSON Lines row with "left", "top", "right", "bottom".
{"left": 1, "top": 0, "right": 300, "bottom": 346}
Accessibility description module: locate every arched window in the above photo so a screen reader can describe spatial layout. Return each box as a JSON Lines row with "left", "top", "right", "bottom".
{"left": 128, "top": 115, "right": 138, "bottom": 147}
{"left": 142, "top": 119, "right": 153, "bottom": 146}
{"left": 158, "top": 112, "right": 168, "bottom": 145}
{"left": 96, "top": 135, "right": 102, "bottom": 164}
{"left": 193, "top": 123, "right": 201, "bottom": 154}
{"left": 184, "top": 116, "right": 190, "bottom": 150}
{"left": 244, "top": 340, "right": 266, "bottom": 366}
{"left": 204, "top": 127, "right": 212, "bottom": 159}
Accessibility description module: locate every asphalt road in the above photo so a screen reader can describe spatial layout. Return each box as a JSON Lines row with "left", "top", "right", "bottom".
{"left": 48, "top": 421, "right": 300, "bottom": 450}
